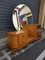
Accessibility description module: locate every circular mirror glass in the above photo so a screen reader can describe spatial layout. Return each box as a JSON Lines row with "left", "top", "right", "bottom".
{"left": 12, "top": 4, "right": 33, "bottom": 31}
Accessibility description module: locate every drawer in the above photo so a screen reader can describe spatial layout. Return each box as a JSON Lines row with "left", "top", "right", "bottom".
{"left": 19, "top": 32, "right": 28, "bottom": 43}
{"left": 8, "top": 35, "right": 19, "bottom": 49}
{"left": 19, "top": 32, "right": 28, "bottom": 48}
{"left": 11, "top": 36, "right": 19, "bottom": 49}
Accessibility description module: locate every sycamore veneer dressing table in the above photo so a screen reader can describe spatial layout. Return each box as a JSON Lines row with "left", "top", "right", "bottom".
{"left": 7, "top": 4, "right": 41, "bottom": 51}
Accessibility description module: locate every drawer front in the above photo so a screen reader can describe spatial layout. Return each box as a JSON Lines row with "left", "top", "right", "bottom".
{"left": 19, "top": 32, "right": 28, "bottom": 48}
{"left": 11, "top": 36, "right": 19, "bottom": 49}
{"left": 8, "top": 36, "right": 19, "bottom": 49}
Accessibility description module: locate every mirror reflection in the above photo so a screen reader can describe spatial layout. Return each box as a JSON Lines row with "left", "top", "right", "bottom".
{"left": 12, "top": 4, "right": 33, "bottom": 31}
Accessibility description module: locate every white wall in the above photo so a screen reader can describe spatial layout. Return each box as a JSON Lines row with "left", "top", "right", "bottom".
{"left": 38, "top": 0, "right": 45, "bottom": 28}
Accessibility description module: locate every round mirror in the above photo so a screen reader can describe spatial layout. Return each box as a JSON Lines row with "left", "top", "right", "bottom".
{"left": 12, "top": 4, "right": 33, "bottom": 31}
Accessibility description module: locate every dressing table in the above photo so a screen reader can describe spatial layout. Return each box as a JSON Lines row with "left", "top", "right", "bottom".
{"left": 7, "top": 4, "right": 41, "bottom": 51}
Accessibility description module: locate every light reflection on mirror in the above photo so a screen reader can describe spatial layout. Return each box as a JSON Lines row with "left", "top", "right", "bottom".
{"left": 12, "top": 4, "right": 33, "bottom": 31}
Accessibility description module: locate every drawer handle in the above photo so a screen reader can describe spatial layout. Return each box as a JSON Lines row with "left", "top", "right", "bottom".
{"left": 22, "top": 36, "right": 24, "bottom": 37}
{"left": 23, "top": 41, "right": 25, "bottom": 43}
